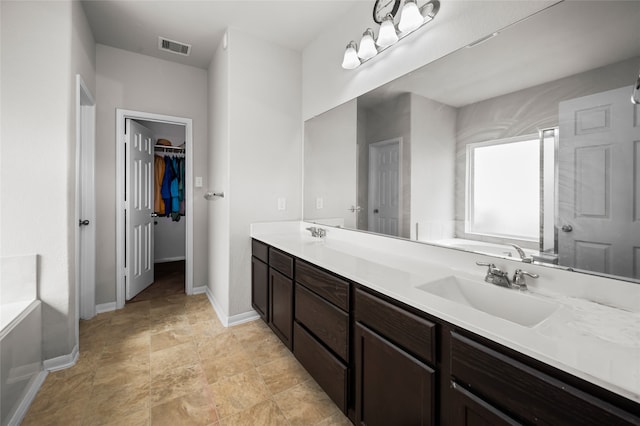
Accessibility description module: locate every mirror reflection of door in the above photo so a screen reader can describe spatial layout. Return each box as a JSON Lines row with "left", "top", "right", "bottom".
{"left": 558, "top": 85, "right": 640, "bottom": 279}
{"left": 368, "top": 138, "right": 402, "bottom": 237}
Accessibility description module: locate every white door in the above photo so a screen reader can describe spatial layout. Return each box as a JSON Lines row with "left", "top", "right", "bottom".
{"left": 558, "top": 85, "right": 640, "bottom": 279}
{"left": 369, "top": 139, "right": 401, "bottom": 237}
{"left": 126, "top": 119, "right": 155, "bottom": 299}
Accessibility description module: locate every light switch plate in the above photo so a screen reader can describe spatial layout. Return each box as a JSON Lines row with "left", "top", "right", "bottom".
{"left": 316, "top": 197, "right": 324, "bottom": 209}
{"left": 195, "top": 177, "right": 203, "bottom": 188}
{"left": 277, "top": 198, "right": 286, "bottom": 210}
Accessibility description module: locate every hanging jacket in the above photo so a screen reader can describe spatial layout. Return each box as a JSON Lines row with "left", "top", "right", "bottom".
{"left": 170, "top": 158, "right": 180, "bottom": 213}
{"left": 161, "top": 156, "right": 174, "bottom": 216}
{"left": 154, "top": 155, "right": 166, "bottom": 214}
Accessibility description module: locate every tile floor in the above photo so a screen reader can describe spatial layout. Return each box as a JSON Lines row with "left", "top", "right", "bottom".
{"left": 23, "top": 282, "right": 351, "bottom": 425}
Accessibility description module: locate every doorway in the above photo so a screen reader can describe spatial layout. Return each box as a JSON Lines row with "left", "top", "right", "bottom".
{"left": 368, "top": 138, "right": 402, "bottom": 237}
{"left": 115, "top": 109, "right": 194, "bottom": 309}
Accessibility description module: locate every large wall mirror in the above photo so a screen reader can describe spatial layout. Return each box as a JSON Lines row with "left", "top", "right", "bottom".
{"left": 304, "top": 1, "right": 640, "bottom": 283}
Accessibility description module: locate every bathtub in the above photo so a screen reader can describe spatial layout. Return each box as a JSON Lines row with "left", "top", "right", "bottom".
{"left": 1, "top": 255, "right": 46, "bottom": 426}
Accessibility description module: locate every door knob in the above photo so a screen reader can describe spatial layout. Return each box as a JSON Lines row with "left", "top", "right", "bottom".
{"left": 150, "top": 213, "right": 159, "bottom": 217}
{"left": 373, "top": 209, "right": 379, "bottom": 214}
{"left": 561, "top": 224, "right": 573, "bottom": 232}
{"left": 79, "top": 219, "right": 90, "bottom": 226}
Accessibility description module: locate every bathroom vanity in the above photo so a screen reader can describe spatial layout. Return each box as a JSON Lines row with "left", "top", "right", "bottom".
{"left": 250, "top": 222, "right": 640, "bottom": 425}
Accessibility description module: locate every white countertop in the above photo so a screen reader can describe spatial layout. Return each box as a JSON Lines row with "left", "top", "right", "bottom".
{"left": 250, "top": 222, "right": 640, "bottom": 404}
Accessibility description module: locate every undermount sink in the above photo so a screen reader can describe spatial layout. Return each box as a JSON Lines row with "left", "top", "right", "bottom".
{"left": 416, "top": 276, "right": 559, "bottom": 327}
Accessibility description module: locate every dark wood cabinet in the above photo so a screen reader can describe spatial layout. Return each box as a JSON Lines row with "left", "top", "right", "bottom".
{"left": 251, "top": 240, "right": 294, "bottom": 349}
{"left": 450, "top": 331, "right": 640, "bottom": 426}
{"left": 293, "top": 261, "right": 351, "bottom": 414}
{"left": 269, "top": 268, "right": 293, "bottom": 349}
{"left": 250, "top": 240, "right": 640, "bottom": 426}
{"left": 354, "top": 287, "right": 438, "bottom": 426}
{"left": 251, "top": 256, "right": 268, "bottom": 321}
{"left": 355, "top": 322, "right": 436, "bottom": 426}
{"left": 451, "top": 382, "right": 522, "bottom": 426}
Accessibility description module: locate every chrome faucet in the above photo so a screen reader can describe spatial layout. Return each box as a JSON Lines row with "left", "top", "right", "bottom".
{"left": 476, "top": 261, "right": 511, "bottom": 288}
{"left": 306, "top": 226, "right": 326, "bottom": 238}
{"left": 511, "top": 269, "right": 539, "bottom": 291}
{"left": 510, "top": 244, "right": 533, "bottom": 263}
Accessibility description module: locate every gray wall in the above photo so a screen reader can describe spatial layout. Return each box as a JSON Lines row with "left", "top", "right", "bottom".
{"left": 95, "top": 45, "right": 209, "bottom": 304}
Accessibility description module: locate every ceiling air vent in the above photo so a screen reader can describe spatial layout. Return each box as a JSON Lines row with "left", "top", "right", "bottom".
{"left": 158, "top": 37, "right": 191, "bottom": 56}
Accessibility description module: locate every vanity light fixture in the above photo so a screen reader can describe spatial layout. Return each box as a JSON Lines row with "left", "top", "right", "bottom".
{"left": 342, "top": 0, "right": 440, "bottom": 70}
{"left": 398, "top": 0, "right": 424, "bottom": 33}
{"left": 358, "top": 28, "right": 378, "bottom": 60}
{"left": 341, "top": 41, "right": 361, "bottom": 69}
{"left": 376, "top": 14, "right": 399, "bottom": 47}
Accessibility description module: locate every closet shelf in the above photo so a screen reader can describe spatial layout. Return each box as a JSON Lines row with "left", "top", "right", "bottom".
{"left": 154, "top": 144, "right": 185, "bottom": 153}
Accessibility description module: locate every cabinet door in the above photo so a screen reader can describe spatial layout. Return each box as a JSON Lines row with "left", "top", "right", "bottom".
{"left": 269, "top": 268, "right": 293, "bottom": 349}
{"left": 451, "top": 382, "right": 522, "bottom": 426}
{"left": 355, "top": 323, "right": 435, "bottom": 426}
{"left": 251, "top": 257, "right": 268, "bottom": 322}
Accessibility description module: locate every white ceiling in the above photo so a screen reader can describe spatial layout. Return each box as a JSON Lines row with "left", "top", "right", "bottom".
{"left": 82, "top": 0, "right": 362, "bottom": 69}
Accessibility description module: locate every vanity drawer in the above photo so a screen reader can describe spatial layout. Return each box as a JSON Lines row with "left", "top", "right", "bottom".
{"left": 296, "top": 260, "right": 349, "bottom": 311}
{"left": 355, "top": 288, "right": 436, "bottom": 365}
{"left": 252, "top": 239, "right": 269, "bottom": 263}
{"left": 293, "top": 321, "right": 348, "bottom": 413}
{"left": 269, "top": 247, "right": 294, "bottom": 278}
{"left": 295, "top": 283, "right": 349, "bottom": 361}
{"left": 451, "top": 332, "right": 640, "bottom": 426}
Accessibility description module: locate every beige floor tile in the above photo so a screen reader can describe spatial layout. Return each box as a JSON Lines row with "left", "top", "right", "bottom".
{"left": 150, "top": 303, "right": 187, "bottom": 319}
{"left": 150, "top": 341, "right": 199, "bottom": 374}
{"left": 151, "top": 389, "right": 217, "bottom": 426}
{"left": 200, "top": 350, "right": 255, "bottom": 384}
{"left": 150, "top": 326, "right": 194, "bottom": 352}
{"left": 209, "top": 369, "right": 271, "bottom": 419}
{"left": 86, "top": 380, "right": 150, "bottom": 421}
{"left": 94, "top": 356, "right": 150, "bottom": 388}
{"left": 150, "top": 314, "right": 190, "bottom": 334}
{"left": 273, "top": 380, "right": 339, "bottom": 426}
{"left": 230, "top": 320, "right": 272, "bottom": 345}
{"left": 315, "top": 411, "right": 353, "bottom": 426}
{"left": 151, "top": 362, "right": 208, "bottom": 405}
{"left": 190, "top": 319, "right": 227, "bottom": 341}
{"left": 220, "top": 399, "right": 289, "bottom": 426}
{"left": 196, "top": 333, "right": 242, "bottom": 361}
{"left": 243, "top": 334, "right": 291, "bottom": 367}
{"left": 101, "top": 335, "right": 150, "bottom": 365}
{"left": 188, "top": 307, "right": 218, "bottom": 325}
{"left": 22, "top": 394, "right": 87, "bottom": 426}
{"left": 86, "top": 408, "right": 151, "bottom": 426}
{"left": 256, "top": 352, "right": 311, "bottom": 395}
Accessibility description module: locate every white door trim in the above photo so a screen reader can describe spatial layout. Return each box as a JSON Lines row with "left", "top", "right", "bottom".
{"left": 75, "top": 75, "right": 96, "bottom": 329}
{"left": 116, "top": 109, "right": 194, "bottom": 309}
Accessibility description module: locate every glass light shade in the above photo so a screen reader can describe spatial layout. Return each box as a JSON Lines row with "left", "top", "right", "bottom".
{"left": 341, "top": 41, "right": 360, "bottom": 69}
{"left": 357, "top": 29, "right": 378, "bottom": 60}
{"left": 376, "top": 14, "right": 399, "bottom": 47}
{"left": 398, "top": 0, "right": 424, "bottom": 33}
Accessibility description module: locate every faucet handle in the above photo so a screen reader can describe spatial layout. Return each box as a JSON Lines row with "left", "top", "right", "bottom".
{"left": 512, "top": 269, "right": 539, "bottom": 289}
{"left": 476, "top": 261, "right": 507, "bottom": 277}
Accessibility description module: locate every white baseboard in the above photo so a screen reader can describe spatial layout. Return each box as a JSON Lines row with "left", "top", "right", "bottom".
{"left": 7, "top": 370, "right": 47, "bottom": 426}
{"left": 96, "top": 302, "right": 116, "bottom": 314}
{"left": 192, "top": 286, "right": 207, "bottom": 295}
{"left": 204, "top": 287, "right": 259, "bottom": 327}
{"left": 43, "top": 344, "right": 78, "bottom": 372}
{"left": 154, "top": 256, "right": 186, "bottom": 263}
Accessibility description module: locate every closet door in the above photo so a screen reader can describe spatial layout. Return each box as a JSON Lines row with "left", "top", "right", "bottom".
{"left": 126, "top": 119, "right": 155, "bottom": 299}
